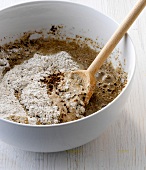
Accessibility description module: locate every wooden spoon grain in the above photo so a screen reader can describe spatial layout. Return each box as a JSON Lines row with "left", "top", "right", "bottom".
{"left": 72, "top": 0, "right": 146, "bottom": 104}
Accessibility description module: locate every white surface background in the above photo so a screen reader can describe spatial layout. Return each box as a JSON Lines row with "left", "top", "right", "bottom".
{"left": 0, "top": 0, "right": 146, "bottom": 169}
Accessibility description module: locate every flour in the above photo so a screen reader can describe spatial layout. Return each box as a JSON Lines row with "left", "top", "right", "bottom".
{"left": 0, "top": 51, "right": 81, "bottom": 124}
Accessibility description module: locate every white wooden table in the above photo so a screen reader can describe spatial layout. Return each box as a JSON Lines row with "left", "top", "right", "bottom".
{"left": 0, "top": 0, "right": 146, "bottom": 169}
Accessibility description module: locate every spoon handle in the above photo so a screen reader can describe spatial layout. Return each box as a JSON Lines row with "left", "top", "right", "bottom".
{"left": 88, "top": 0, "right": 146, "bottom": 75}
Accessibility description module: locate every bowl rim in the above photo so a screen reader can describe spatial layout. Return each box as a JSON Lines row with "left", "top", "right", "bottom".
{"left": 0, "top": 0, "right": 136, "bottom": 128}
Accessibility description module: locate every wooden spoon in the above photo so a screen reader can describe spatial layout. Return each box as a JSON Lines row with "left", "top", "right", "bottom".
{"left": 72, "top": 0, "right": 146, "bottom": 104}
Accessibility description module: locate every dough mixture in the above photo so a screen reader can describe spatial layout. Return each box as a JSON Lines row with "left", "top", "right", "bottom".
{"left": 0, "top": 31, "right": 127, "bottom": 125}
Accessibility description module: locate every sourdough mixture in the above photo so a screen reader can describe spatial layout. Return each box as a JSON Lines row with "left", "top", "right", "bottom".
{"left": 0, "top": 30, "right": 127, "bottom": 125}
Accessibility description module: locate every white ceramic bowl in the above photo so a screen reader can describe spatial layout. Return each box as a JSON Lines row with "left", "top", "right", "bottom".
{"left": 0, "top": 1, "right": 135, "bottom": 152}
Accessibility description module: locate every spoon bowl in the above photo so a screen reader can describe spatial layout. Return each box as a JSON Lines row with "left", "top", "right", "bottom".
{"left": 71, "top": 70, "right": 96, "bottom": 105}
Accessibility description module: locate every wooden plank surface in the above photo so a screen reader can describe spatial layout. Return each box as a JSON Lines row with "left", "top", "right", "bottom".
{"left": 0, "top": 0, "right": 146, "bottom": 169}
